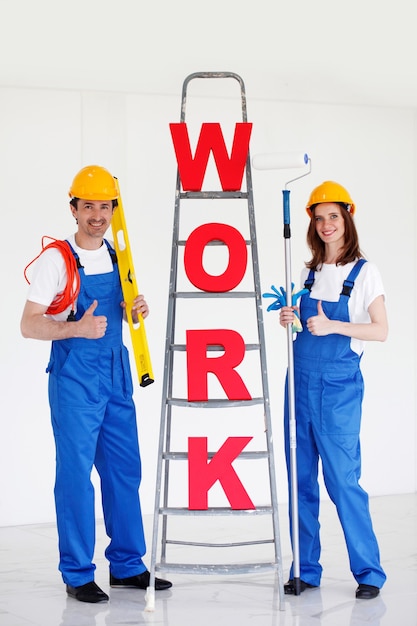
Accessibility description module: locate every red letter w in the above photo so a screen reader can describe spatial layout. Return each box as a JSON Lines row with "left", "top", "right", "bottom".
{"left": 169, "top": 122, "right": 252, "bottom": 191}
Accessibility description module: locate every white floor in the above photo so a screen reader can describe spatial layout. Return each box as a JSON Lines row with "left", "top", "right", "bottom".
{"left": 0, "top": 493, "right": 416, "bottom": 626}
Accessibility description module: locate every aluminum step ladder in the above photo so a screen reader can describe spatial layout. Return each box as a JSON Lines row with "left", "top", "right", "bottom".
{"left": 146, "top": 72, "right": 285, "bottom": 611}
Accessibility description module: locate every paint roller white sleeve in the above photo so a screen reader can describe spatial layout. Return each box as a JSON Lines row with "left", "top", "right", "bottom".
{"left": 252, "top": 152, "right": 308, "bottom": 170}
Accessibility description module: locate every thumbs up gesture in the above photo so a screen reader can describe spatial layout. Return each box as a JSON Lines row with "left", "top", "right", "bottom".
{"left": 77, "top": 300, "right": 108, "bottom": 339}
{"left": 306, "top": 301, "right": 332, "bottom": 336}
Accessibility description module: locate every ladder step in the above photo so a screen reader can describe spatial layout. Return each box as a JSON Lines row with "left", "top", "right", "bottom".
{"left": 180, "top": 191, "right": 249, "bottom": 200}
{"left": 163, "top": 451, "right": 269, "bottom": 460}
{"left": 159, "top": 506, "right": 274, "bottom": 516}
{"left": 174, "top": 291, "right": 256, "bottom": 298}
{"left": 167, "top": 398, "right": 264, "bottom": 408}
{"left": 156, "top": 562, "right": 279, "bottom": 575}
{"left": 178, "top": 239, "right": 251, "bottom": 246}
{"left": 171, "top": 343, "right": 260, "bottom": 352}
{"left": 165, "top": 538, "right": 274, "bottom": 548}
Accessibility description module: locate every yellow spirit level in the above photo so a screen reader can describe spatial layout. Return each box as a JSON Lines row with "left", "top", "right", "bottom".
{"left": 111, "top": 177, "right": 154, "bottom": 387}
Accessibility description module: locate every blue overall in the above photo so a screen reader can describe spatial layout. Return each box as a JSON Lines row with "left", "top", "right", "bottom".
{"left": 284, "top": 260, "right": 386, "bottom": 588}
{"left": 46, "top": 240, "right": 146, "bottom": 587}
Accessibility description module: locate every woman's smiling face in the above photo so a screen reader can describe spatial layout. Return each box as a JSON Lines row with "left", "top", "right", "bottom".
{"left": 313, "top": 202, "right": 346, "bottom": 247}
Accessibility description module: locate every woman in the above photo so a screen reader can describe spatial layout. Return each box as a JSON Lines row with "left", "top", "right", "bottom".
{"left": 279, "top": 181, "right": 388, "bottom": 600}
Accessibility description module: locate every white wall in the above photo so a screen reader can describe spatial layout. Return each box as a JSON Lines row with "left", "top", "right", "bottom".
{"left": 1, "top": 0, "right": 416, "bottom": 527}
{"left": 1, "top": 80, "right": 416, "bottom": 526}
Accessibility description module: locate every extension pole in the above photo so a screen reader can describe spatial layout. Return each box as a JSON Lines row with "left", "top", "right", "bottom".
{"left": 282, "top": 187, "right": 301, "bottom": 595}
{"left": 253, "top": 152, "right": 311, "bottom": 596}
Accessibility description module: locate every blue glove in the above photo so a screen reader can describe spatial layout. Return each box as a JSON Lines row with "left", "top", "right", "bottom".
{"left": 262, "top": 283, "right": 309, "bottom": 331}
{"left": 262, "top": 283, "right": 308, "bottom": 311}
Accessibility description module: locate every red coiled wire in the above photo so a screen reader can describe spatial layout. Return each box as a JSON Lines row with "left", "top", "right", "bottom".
{"left": 24, "top": 237, "right": 80, "bottom": 315}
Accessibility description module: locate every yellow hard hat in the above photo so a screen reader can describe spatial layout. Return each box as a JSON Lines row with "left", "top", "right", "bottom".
{"left": 306, "top": 181, "right": 355, "bottom": 215}
{"left": 69, "top": 165, "right": 118, "bottom": 201}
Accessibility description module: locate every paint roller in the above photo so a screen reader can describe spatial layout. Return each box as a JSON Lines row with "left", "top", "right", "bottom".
{"left": 253, "top": 151, "right": 311, "bottom": 597}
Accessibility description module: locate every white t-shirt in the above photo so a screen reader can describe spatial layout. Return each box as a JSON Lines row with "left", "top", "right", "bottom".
{"left": 298, "top": 260, "right": 385, "bottom": 356}
{"left": 26, "top": 234, "right": 114, "bottom": 321}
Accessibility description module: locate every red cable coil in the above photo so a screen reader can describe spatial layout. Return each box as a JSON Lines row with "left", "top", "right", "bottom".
{"left": 24, "top": 237, "right": 80, "bottom": 315}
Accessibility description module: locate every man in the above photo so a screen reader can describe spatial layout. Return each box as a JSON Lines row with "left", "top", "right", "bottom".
{"left": 21, "top": 165, "right": 171, "bottom": 603}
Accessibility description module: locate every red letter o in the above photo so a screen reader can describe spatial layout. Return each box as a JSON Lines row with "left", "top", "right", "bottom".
{"left": 184, "top": 222, "right": 247, "bottom": 292}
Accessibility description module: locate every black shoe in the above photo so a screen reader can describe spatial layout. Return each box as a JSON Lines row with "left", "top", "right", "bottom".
{"left": 66, "top": 581, "right": 109, "bottom": 603}
{"left": 284, "top": 579, "right": 318, "bottom": 595}
{"left": 356, "top": 584, "right": 380, "bottom": 599}
{"left": 110, "top": 570, "right": 172, "bottom": 591}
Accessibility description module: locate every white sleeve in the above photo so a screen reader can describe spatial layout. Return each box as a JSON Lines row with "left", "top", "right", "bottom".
{"left": 26, "top": 248, "right": 68, "bottom": 308}
{"left": 300, "top": 267, "right": 309, "bottom": 289}
{"left": 361, "top": 261, "right": 385, "bottom": 310}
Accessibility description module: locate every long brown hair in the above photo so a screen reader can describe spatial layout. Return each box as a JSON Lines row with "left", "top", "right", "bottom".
{"left": 306, "top": 203, "right": 363, "bottom": 270}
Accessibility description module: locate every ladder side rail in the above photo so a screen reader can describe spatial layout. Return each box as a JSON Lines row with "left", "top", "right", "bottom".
{"left": 160, "top": 173, "right": 185, "bottom": 563}
{"left": 160, "top": 401, "right": 175, "bottom": 564}
{"left": 148, "top": 170, "right": 182, "bottom": 593}
{"left": 160, "top": 410, "right": 170, "bottom": 564}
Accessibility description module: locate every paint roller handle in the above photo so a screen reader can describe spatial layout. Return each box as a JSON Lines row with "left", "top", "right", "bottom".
{"left": 283, "top": 189, "right": 291, "bottom": 231}
{"left": 252, "top": 152, "right": 308, "bottom": 170}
